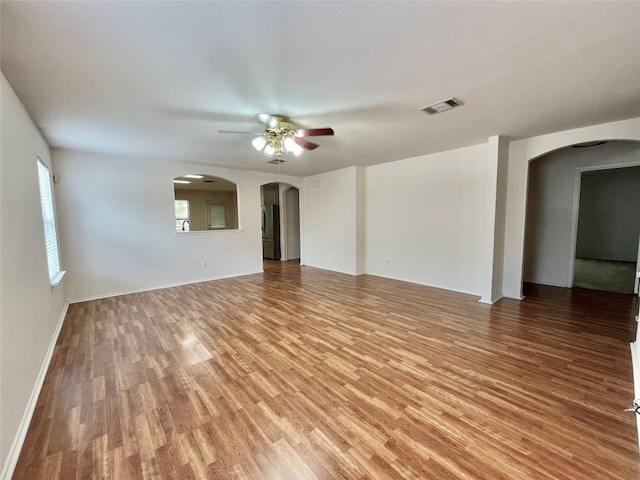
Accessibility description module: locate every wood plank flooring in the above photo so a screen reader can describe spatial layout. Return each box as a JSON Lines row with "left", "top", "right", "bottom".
{"left": 12, "top": 267, "right": 640, "bottom": 479}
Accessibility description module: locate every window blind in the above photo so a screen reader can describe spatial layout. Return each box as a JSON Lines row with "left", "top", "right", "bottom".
{"left": 37, "top": 159, "right": 64, "bottom": 285}
{"left": 209, "top": 204, "right": 227, "bottom": 228}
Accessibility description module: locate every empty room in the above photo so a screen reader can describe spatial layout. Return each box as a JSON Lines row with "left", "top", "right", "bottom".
{"left": 2, "top": 1, "right": 640, "bottom": 479}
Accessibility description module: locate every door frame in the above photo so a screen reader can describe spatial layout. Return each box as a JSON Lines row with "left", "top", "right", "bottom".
{"left": 282, "top": 186, "right": 301, "bottom": 261}
{"left": 260, "top": 181, "right": 305, "bottom": 267}
{"left": 568, "top": 160, "right": 640, "bottom": 287}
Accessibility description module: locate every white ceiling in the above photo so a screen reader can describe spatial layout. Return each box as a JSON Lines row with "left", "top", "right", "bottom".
{"left": 2, "top": 1, "right": 639, "bottom": 177}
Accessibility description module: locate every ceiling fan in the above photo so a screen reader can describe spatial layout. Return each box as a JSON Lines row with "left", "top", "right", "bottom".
{"left": 219, "top": 113, "right": 334, "bottom": 161}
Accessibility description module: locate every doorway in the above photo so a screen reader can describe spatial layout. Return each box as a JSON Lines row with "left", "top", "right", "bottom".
{"left": 260, "top": 183, "right": 280, "bottom": 260}
{"left": 260, "top": 182, "right": 301, "bottom": 265}
{"left": 523, "top": 141, "right": 640, "bottom": 293}
{"left": 572, "top": 166, "right": 640, "bottom": 294}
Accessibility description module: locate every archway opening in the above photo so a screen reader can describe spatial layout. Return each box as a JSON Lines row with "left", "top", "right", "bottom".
{"left": 260, "top": 182, "right": 301, "bottom": 269}
{"left": 173, "top": 174, "right": 238, "bottom": 232}
{"left": 523, "top": 140, "right": 640, "bottom": 294}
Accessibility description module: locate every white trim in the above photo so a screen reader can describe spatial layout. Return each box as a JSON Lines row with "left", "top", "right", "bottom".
{"left": 575, "top": 159, "right": 640, "bottom": 174}
{"left": 630, "top": 340, "right": 640, "bottom": 452}
{"left": 569, "top": 160, "right": 640, "bottom": 289}
{"left": 175, "top": 228, "right": 244, "bottom": 236}
{"left": 567, "top": 170, "right": 583, "bottom": 287}
{"left": 67, "top": 269, "right": 261, "bottom": 304}
{"left": 280, "top": 192, "right": 289, "bottom": 262}
{"left": 479, "top": 293, "right": 505, "bottom": 305}
{"left": 50, "top": 270, "right": 66, "bottom": 287}
{"left": 0, "top": 302, "right": 69, "bottom": 480}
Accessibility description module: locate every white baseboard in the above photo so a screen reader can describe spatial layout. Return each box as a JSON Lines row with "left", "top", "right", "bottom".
{"left": 0, "top": 302, "right": 69, "bottom": 480}
{"left": 479, "top": 293, "right": 504, "bottom": 305}
{"left": 68, "top": 270, "right": 261, "bottom": 304}
{"left": 631, "top": 341, "right": 640, "bottom": 453}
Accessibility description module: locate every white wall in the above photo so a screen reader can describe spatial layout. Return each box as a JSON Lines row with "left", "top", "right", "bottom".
{"left": 0, "top": 74, "right": 67, "bottom": 478}
{"left": 284, "top": 187, "right": 300, "bottom": 260}
{"left": 523, "top": 142, "right": 640, "bottom": 287}
{"left": 303, "top": 167, "right": 363, "bottom": 275}
{"left": 53, "top": 149, "right": 302, "bottom": 301}
{"left": 365, "top": 144, "right": 489, "bottom": 296}
{"left": 355, "top": 167, "right": 365, "bottom": 275}
{"left": 262, "top": 183, "right": 279, "bottom": 205}
{"left": 503, "top": 118, "right": 640, "bottom": 298}
{"left": 576, "top": 166, "right": 640, "bottom": 262}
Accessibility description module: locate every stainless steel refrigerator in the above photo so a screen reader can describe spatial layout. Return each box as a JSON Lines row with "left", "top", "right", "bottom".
{"left": 261, "top": 204, "right": 280, "bottom": 260}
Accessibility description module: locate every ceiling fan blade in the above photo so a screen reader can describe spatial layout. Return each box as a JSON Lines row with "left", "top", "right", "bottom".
{"left": 294, "top": 137, "right": 320, "bottom": 150}
{"left": 218, "top": 130, "right": 262, "bottom": 135}
{"left": 295, "top": 127, "right": 334, "bottom": 137}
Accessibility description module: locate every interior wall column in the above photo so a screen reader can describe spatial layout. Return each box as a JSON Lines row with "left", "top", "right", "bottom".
{"left": 480, "top": 135, "right": 509, "bottom": 304}
{"left": 355, "top": 166, "right": 365, "bottom": 275}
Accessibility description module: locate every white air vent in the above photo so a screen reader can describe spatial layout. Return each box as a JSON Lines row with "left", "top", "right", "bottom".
{"left": 420, "top": 97, "right": 464, "bottom": 115}
{"left": 267, "top": 158, "right": 285, "bottom": 164}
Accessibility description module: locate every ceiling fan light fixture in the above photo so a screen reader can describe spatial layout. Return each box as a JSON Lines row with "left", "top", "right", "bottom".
{"left": 291, "top": 143, "right": 304, "bottom": 157}
{"left": 252, "top": 136, "right": 267, "bottom": 151}
{"left": 283, "top": 136, "right": 297, "bottom": 152}
{"left": 221, "top": 113, "right": 334, "bottom": 163}
{"left": 263, "top": 144, "right": 276, "bottom": 158}
{"left": 257, "top": 113, "right": 272, "bottom": 125}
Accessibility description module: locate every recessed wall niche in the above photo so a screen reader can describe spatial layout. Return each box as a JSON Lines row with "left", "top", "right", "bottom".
{"left": 173, "top": 175, "right": 239, "bottom": 232}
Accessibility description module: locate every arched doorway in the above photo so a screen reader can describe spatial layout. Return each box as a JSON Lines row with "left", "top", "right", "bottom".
{"left": 522, "top": 140, "right": 640, "bottom": 293}
{"left": 501, "top": 119, "right": 640, "bottom": 300}
{"left": 259, "top": 182, "right": 301, "bottom": 265}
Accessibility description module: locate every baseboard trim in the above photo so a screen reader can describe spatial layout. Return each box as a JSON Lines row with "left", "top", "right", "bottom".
{"left": 479, "top": 293, "right": 504, "bottom": 305}
{"left": 630, "top": 341, "right": 640, "bottom": 452}
{"left": 0, "top": 301, "right": 69, "bottom": 480}
{"left": 68, "top": 270, "right": 261, "bottom": 304}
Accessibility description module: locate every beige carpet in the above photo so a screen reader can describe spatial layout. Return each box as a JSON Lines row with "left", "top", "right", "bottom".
{"left": 573, "top": 257, "right": 637, "bottom": 294}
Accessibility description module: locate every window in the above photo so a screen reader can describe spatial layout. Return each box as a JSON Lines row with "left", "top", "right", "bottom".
{"left": 37, "top": 159, "right": 64, "bottom": 285}
{"left": 207, "top": 202, "right": 227, "bottom": 229}
{"left": 175, "top": 199, "right": 190, "bottom": 231}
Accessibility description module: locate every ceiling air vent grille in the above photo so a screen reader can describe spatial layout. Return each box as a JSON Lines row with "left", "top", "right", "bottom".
{"left": 420, "top": 97, "right": 464, "bottom": 115}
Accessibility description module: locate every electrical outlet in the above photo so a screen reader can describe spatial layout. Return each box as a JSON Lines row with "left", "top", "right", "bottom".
{"left": 201, "top": 260, "right": 207, "bottom": 269}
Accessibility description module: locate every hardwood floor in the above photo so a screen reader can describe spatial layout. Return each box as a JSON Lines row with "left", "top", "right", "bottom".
{"left": 263, "top": 259, "right": 300, "bottom": 271}
{"left": 13, "top": 267, "right": 640, "bottom": 479}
